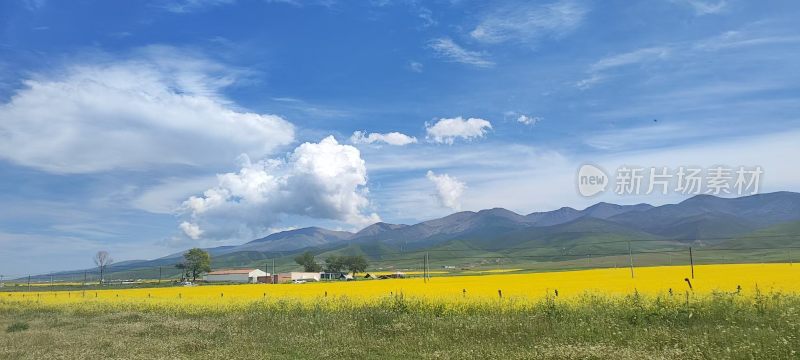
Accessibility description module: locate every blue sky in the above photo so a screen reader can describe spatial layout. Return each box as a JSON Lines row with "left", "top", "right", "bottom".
{"left": 1, "top": 0, "right": 799, "bottom": 275}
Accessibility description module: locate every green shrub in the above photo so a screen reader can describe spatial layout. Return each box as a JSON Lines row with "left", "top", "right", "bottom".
{"left": 6, "top": 321, "right": 29, "bottom": 332}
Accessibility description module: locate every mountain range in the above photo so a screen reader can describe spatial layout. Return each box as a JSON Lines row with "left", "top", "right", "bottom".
{"left": 32, "top": 191, "right": 800, "bottom": 279}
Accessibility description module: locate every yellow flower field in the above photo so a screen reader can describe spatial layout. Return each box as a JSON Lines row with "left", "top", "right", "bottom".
{"left": 3, "top": 263, "right": 798, "bottom": 308}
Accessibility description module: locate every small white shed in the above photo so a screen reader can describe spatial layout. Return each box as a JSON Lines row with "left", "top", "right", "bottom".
{"left": 203, "top": 269, "right": 267, "bottom": 283}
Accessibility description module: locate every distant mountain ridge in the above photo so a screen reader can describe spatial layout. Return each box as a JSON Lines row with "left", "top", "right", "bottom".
{"left": 35, "top": 192, "right": 800, "bottom": 278}
{"left": 163, "top": 191, "right": 800, "bottom": 259}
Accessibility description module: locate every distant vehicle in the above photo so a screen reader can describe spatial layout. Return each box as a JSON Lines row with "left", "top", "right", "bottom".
{"left": 180, "top": 281, "right": 194, "bottom": 286}
{"left": 291, "top": 279, "right": 307, "bottom": 284}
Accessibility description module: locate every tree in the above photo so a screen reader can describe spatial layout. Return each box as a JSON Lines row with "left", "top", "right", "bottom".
{"left": 324, "top": 255, "right": 346, "bottom": 273}
{"left": 175, "top": 263, "right": 190, "bottom": 281}
{"left": 93, "top": 251, "right": 113, "bottom": 285}
{"left": 178, "top": 248, "right": 211, "bottom": 282}
{"left": 294, "top": 251, "right": 322, "bottom": 272}
{"left": 344, "top": 255, "right": 368, "bottom": 278}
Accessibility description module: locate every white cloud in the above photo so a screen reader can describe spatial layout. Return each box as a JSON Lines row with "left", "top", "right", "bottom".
{"left": 350, "top": 131, "right": 418, "bottom": 146}
{"left": 180, "top": 136, "right": 381, "bottom": 241}
{"left": 0, "top": 47, "right": 295, "bottom": 174}
{"left": 426, "top": 170, "right": 466, "bottom": 210}
{"left": 179, "top": 221, "right": 204, "bottom": 240}
{"left": 428, "top": 38, "right": 494, "bottom": 68}
{"left": 425, "top": 117, "right": 493, "bottom": 144}
{"left": 517, "top": 114, "right": 542, "bottom": 126}
{"left": 470, "top": 0, "right": 588, "bottom": 45}
{"left": 672, "top": 0, "right": 727, "bottom": 15}
{"left": 575, "top": 73, "right": 606, "bottom": 90}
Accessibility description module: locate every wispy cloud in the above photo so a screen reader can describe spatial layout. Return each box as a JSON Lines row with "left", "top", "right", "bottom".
{"left": 161, "top": 0, "right": 305, "bottom": 13}
{"left": 693, "top": 30, "right": 800, "bottom": 51}
{"left": 369, "top": 0, "right": 436, "bottom": 27}
{"left": 428, "top": 38, "right": 494, "bottom": 68}
{"left": 576, "top": 24, "right": 800, "bottom": 89}
{"left": 408, "top": 61, "right": 424, "bottom": 73}
{"left": 269, "top": 96, "right": 352, "bottom": 118}
{"left": 23, "top": 0, "right": 46, "bottom": 11}
{"left": 671, "top": 0, "right": 727, "bottom": 16}
{"left": 160, "top": 0, "right": 237, "bottom": 13}
{"left": 589, "top": 46, "right": 671, "bottom": 73}
{"left": 470, "top": 0, "right": 588, "bottom": 45}
{"left": 577, "top": 46, "right": 670, "bottom": 89}
{"left": 415, "top": 5, "right": 436, "bottom": 27}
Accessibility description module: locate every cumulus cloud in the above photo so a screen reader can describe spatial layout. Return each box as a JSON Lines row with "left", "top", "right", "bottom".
{"left": 0, "top": 46, "right": 295, "bottom": 173}
{"left": 428, "top": 38, "right": 494, "bottom": 68}
{"left": 180, "top": 136, "right": 381, "bottom": 241}
{"left": 425, "top": 117, "right": 493, "bottom": 144}
{"left": 179, "top": 221, "right": 204, "bottom": 240}
{"left": 426, "top": 171, "right": 466, "bottom": 210}
{"left": 470, "top": 0, "right": 588, "bottom": 45}
{"left": 350, "top": 131, "right": 418, "bottom": 146}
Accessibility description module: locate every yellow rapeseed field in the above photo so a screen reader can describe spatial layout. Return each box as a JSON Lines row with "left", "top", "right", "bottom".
{"left": 3, "top": 263, "right": 798, "bottom": 308}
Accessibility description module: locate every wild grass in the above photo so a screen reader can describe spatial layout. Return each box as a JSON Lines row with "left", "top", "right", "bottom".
{"left": 4, "top": 321, "right": 28, "bottom": 333}
{"left": 1, "top": 292, "right": 798, "bottom": 359}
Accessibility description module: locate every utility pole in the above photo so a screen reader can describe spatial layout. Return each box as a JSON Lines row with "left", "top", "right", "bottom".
{"left": 83, "top": 271, "right": 87, "bottom": 286}
{"left": 50, "top": 272, "right": 53, "bottom": 288}
{"left": 272, "top": 258, "right": 275, "bottom": 275}
{"left": 423, "top": 252, "right": 429, "bottom": 283}
{"left": 689, "top": 247, "right": 695, "bottom": 279}
{"left": 158, "top": 267, "right": 162, "bottom": 284}
{"left": 27, "top": 275, "right": 31, "bottom": 292}
{"left": 628, "top": 241, "right": 634, "bottom": 279}
{"left": 427, "top": 252, "right": 430, "bottom": 282}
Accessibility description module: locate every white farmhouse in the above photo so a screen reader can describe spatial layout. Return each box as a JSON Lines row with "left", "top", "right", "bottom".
{"left": 203, "top": 269, "right": 268, "bottom": 283}
{"left": 276, "top": 272, "right": 322, "bottom": 283}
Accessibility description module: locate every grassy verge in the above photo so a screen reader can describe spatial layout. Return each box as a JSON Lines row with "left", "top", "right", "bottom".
{"left": 1, "top": 292, "right": 798, "bottom": 359}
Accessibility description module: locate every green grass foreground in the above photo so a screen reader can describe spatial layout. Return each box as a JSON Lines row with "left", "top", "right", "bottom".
{"left": 1, "top": 293, "right": 799, "bottom": 359}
